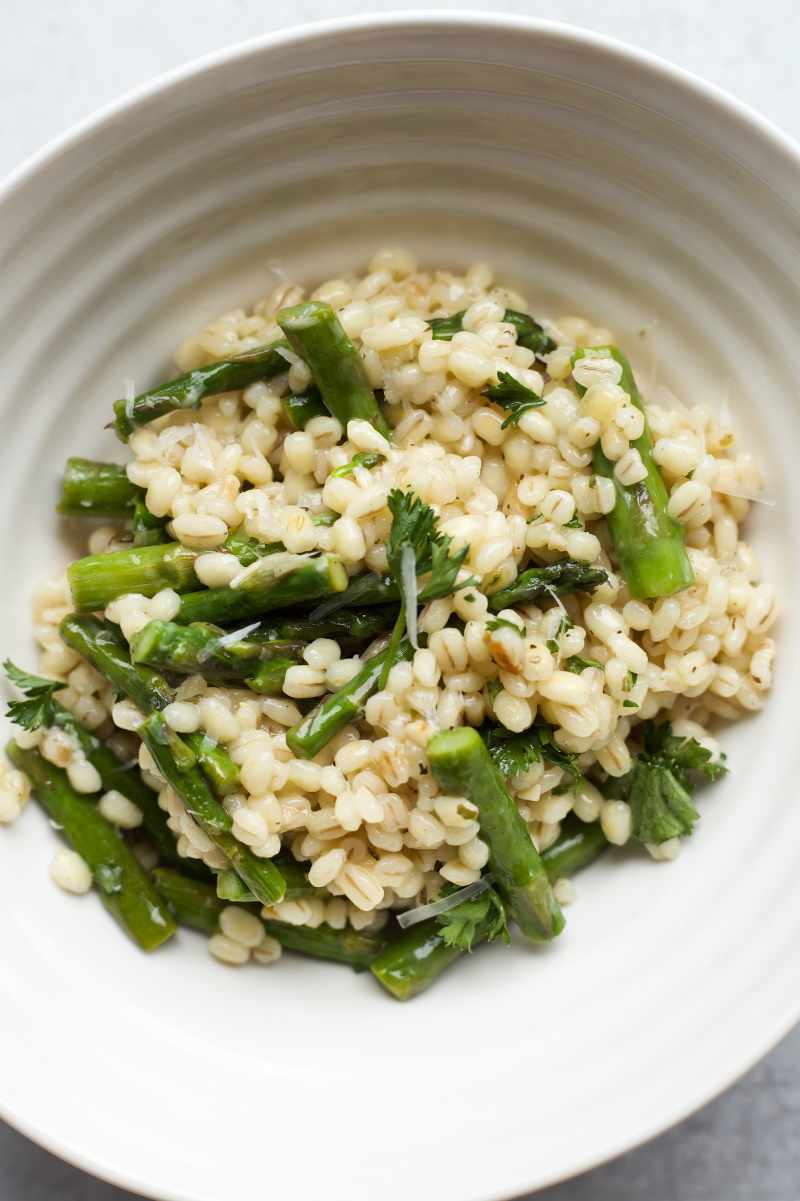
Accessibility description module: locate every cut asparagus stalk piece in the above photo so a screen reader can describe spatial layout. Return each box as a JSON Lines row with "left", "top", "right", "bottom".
{"left": 113, "top": 339, "right": 291, "bottom": 440}
{"left": 58, "top": 458, "right": 139, "bottom": 518}
{"left": 140, "top": 713, "right": 285, "bottom": 906}
{"left": 278, "top": 301, "right": 391, "bottom": 439}
{"left": 487, "top": 560, "right": 607, "bottom": 612}
{"left": 572, "top": 346, "right": 694, "bottom": 599}
{"left": 287, "top": 639, "right": 413, "bottom": 760}
{"left": 175, "top": 553, "right": 348, "bottom": 625}
{"left": 427, "top": 727, "right": 564, "bottom": 942}
{"left": 7, "top": 741, "right": 176, "bottom": 951}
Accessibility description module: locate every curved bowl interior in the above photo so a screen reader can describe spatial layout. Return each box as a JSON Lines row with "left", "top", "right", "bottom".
{"left": 1, "top": 16, "right": 799, "bottom": 1201}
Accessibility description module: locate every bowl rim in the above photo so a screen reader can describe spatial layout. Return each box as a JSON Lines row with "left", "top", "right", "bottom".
{"left": 2, "top": 11, "right": 799, "bottom": 1199}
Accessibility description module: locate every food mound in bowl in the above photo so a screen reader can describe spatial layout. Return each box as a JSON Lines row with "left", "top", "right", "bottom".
{"left": 1, "top": 249, "right": 776, "bottom": 999}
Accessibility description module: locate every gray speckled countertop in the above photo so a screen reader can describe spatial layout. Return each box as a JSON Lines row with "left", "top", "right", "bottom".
{"left": 1, "top": 2, "right": 798, "bottom": 1197}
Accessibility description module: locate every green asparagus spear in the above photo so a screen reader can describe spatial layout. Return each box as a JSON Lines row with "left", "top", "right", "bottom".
{"left": 287, "top": 639, "right": 413, "bottom": 760}
{"left": 130, "top": 619, "right": 303, "bottom": 679}
{"left": 152, "top": 868, "right": 224, "bottom": 932}
{"left": 310, "top": 554, "right": 470, "bottom": 621}
{"left": 216, "top": 857, "right": 325, "bottom": 903}
{"left": 487, "top": 559, "right": 607, "bottom": 612}
{"left": 113, "top": 339, "right": 291, "bottom": 440}
{"left": 152, "top": 867, "right": 382, "bottom": 965}
{"left": 58, "top": 458, "right": 139, "bottom": 518}
{"left": 131, "top": 499, "right": 169, "bottom": 546}
{"left": 370, "top": 922, "right": 466, "bottom": 1000}
{"left": 59, "top": 615, "right": 241, "bottom": 793}
{"left": 140, "top": 713, "right": 285, "bottom": 905}
{"left": 175, "top": 553, "right": 348, "bottom": 625}
{"left": 370, "top": 884, "right": 508, "bottom": 1001}
{"left": 215, "top": 870, "right": 258, "bottom": 903}
{"left": 60, "top": 614, "right": 172, "bottom": 713}
{"left": 278, "top": 302, "right": 391, "bottom": 439}
{"left": 429, "top": 308, "right": 555, "bottom": 356}
{"left": 309, "top": 572, "right": 399, "bottom": 619}
{"left": 262, "top": 920, "right": 385, "bottom": 969}
{"left": 571, "top": 346, "right": 694, "bottom": 599}
{"left": 280, "top": 387, "right": 327, "bottom": 430}
{"left": 541, "top": 815, "right": 608, "bottom": 878}
{"left": 68, "top": 542, "right": 200, "bottom": 611}
{"left": 7, "top": 741, "right": 176, "bottom": 950}
{"left": 256, "top": 606, "right": 397, "bottom": 644}
{"left": 67, "top": 531, "right": 288, "bottom": 610}
{"left": 49, "top": 701, "right": 180, "bottom": 864}
{"left": 3, "top": 660, "right": 181, "bottom": 866}
{"left": 427, "top": 727, "right": 564, "bottom": 942}
{"left": 371, "top": 822, "right": 605, "bottom": 1000}
{"left": 182, "top": 732, "right": 240, "bottom": 798}
{"left": 314, "top": 556, "right": 605, "bottom": 623}
{"left": 245, "top": 658, "right": 297, "bottom": 695}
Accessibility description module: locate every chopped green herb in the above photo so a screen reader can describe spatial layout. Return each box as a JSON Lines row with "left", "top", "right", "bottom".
{"left": 484, "top": 371, "right": 545, "bottom": 428}
{"left": 613, "top": 720, "right": 728, "bottom": 845}
{"left": 563, "top": 515, "right": 584, "bottom": 529}
{"left": 330, "top": 451, "right": 386, "bottom": 477}
{"left": 623, "top": 700, "right": 638, "bottom": 709}
{"left": 4, "top": 660, "right": 63, "bottom": 732}
{"left": 428, "top": 311, "right": 466, "bottom": 340}
{"left": 382, "top": 490, "right": 475, "bottom": 677}
{"left": 436, "top": 884, "right": 509, "bottom": 951}
{"left": 565, "top": 654, "right": 604, "bottom": 673}
{"left": 483, "top": 721, "right": 583, "bottom": 787}
{"left": 486, "top": 617, "right": 524, "bottom": 637}
{"left": 387, "top": 490, "right": 472, "bottom": 606}
{"left": 623, "top": 670, "right": 638, "bottom": 693}
{"left": 546, "top": 639, "right": 559, "bottom": 654}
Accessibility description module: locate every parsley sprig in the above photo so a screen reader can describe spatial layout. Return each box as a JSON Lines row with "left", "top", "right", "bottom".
{"left": 436, "top": 883, "right": 509, "bottom": 951}
{"left": 612, "top": 721, "right": 728, "bottom": 844}
{"left": 381, "top": 490, "right": 475, "bottom": 679}
{"left": 484, "top": 371, "right": 545, "bottom": 428}
{"left": 4, "top": 661, "right": 63, "bottom": 732}
{"left": 482, "top": 720, "right": 583, "bottom": 789}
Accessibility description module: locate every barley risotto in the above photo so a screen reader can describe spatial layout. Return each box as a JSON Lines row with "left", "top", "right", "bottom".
{"left": 1, "top": 250, "right": 776, "bottom": 998}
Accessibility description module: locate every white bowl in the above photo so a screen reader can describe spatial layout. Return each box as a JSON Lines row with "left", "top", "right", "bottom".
{"left": 1, "top": 13, "right": 799, "bottom": 1201}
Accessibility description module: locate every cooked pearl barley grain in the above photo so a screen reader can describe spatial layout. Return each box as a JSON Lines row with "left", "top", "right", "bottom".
{"left": 219, "top": 905, "right": 266, "bottom": 948}
{"left": 208, "top": 933, "right": 251, "bottom": 965}
{"left": 98, "top": 790, "right": 143, "bottom": 829}
{"left": 51, "top": 848, "right": 93, "bottom": 894}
